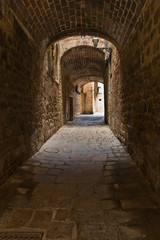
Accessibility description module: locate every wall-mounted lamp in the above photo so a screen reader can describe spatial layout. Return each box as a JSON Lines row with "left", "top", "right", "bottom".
{"left": 92, "top": 37, "right": 112, "bottom": 53}
{"left": 92, "top": 37, "right": 99, "bottom": 48}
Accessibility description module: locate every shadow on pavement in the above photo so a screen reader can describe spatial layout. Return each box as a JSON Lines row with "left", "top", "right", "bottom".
{"left": 67, "top": 114, "right": 105, "bottom": 126}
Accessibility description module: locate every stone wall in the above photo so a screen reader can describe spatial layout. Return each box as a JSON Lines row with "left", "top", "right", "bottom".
{"left": 59, "top": 36, "right": 107, "bottom": 60}
{"left": 120, "top": 0, "right": 160, "bottom": 193}
{"left": 104, "top": 68, "right": 109, "bottom": 123}
{"left": 0, "top": 7, "right": 63, "bottom": 184}
{"left": 61, "top": 67, "right": 81, "bottom": 123}
{"left": 93, "top": 82, "right": 104, "bottom": 114}
{"left": 107, "top": 44, "right": 125, "bottom": 142}
{"left": 106, "top": 0, "right": 160, "bottom": 193}
{"left": 81, "top": 83, "right": 93, "bottom": 114}
{"left": 0, "top": 7, "right": 39, "bottom": 182}
{"left": 41, "top": 47, "right": 63, "bottom": 141}
{"left": 73, "top": 91, "right": 81, "bottom": 117}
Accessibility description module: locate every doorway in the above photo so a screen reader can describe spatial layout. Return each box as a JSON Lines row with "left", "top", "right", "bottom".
{"left": 69, "top": 96, "right": 73, "bottom": 121}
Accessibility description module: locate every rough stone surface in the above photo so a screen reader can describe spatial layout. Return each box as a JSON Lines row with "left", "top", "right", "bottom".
{"left": 102, "top": 0, "right": 160, "bottom": 194}
{"left": 0, "top": 6, "right": 63, "bottom": 183}
{"left": 7, "top": 0, "right": 146, "bottom": 49}
{"left": 61, "top": 45, "right": 105, "bottom": 84}
{"left": 41, "top": 46, "right": 63, "bottom": 141}
{"left": 107, "top": 43, "right": 123, "bottom": 141}
{"left": 0, "top": 6, "right": 42, "bottom": 184}
{"left": 29, "top": 211, "right": 52, "bottom": 228}
{"left": 81, "top": 82, "right": 93, "bottom": 114}
{"left": 0, "top": 116, "right": 159, "bottom": 240}
{"left": 6, "top": 210, "right": 33, "bottom": 228}
{"left": 120, "top": 0, "right": 160, "bottom": 193}
{"left": 0, "top": 0, "right": 159, "bottom": 221}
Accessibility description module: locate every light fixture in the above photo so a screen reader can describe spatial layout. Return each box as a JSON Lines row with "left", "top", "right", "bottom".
{"left": 92, "top": 37, "right": 99, "bottom": 48}
{"left": 92, "top": 37, "right": 112, "bottom": 53}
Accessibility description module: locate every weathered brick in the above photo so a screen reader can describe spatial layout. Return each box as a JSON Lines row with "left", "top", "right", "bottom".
{"left": 118, "top": 0, "right": 160, "bottom": 194}
{"left": 153, "top": 40, "right": 159, "bottom": 54}
{"left": 4, "top": 0, "right": 146, "bottom": 49}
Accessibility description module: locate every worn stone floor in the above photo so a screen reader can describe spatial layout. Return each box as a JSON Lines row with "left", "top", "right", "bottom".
{"left": 0, "top": 115, "right": 160, "bottom": 240}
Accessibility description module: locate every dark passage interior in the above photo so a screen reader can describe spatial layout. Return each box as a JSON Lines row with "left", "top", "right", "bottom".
{"left": 0, "top": 0, "right": 160, "bottom": 239}
{"left": 0, "top": 116, "right": 160, "bottom": 239}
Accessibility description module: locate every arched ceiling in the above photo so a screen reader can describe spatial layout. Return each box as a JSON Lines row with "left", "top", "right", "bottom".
{"left": 61, "top": 46, "right": 105, "bottom": 85}
{"left": 7, "top": 0, "right": 146, "bottom": 49}
{"left": 74, "top": 76, "right": 104, "bottom": 88}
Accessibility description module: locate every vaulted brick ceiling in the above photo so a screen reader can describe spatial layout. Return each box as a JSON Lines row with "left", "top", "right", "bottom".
{"left": 8, "top": 0, "right": 146, "bottom": 49}
{"left": 61, "top": 46, "right": 105, "bottom": 85}
{"left": 74, "top": 76, "right": 104, "bottom": 88}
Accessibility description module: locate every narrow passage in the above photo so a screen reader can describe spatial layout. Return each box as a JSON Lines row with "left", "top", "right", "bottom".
{"left": 0, "top": 115, "right": 160, "bottom": 240}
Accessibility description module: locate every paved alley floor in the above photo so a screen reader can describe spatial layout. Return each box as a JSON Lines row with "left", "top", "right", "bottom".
{"left": 0, "top": 115, "right": 160, "bottom": 240}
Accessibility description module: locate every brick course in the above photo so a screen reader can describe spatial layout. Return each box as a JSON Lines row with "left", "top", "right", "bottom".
{"left": 7, "top": 0, "right": 146, "bottom": 49}
{"left": 0, "top": 6, "right": 63, "bottom": 184}
{"left": 61, "top": 46, "right": 105, "bottom": 85}
{"left": 0, "top": 7, "right": 41, "bottom": 183}
{"left": 109, "top": 0, "right": 160, "bottom": 193}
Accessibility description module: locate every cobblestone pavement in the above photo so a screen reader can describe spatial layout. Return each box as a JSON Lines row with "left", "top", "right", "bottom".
{"left": 0, "top": 115, "right": 160, "bottom": 240}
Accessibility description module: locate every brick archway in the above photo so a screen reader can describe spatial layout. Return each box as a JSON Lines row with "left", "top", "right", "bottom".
{"left": 1, "top": 0, "right": 160, "bottom": 194}
{"left": 61, "top": 45, "right": 105, "bottom": 85}
{"left": 8, "top": 0, "right": 146, "bottom": 50}
{"left": 74, "top": 76, "right": 104, "bottom": 88}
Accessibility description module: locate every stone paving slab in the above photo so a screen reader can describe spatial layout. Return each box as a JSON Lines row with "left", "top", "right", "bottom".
{"left": 0, "top": 115, "right": 159, "bottom": 240}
